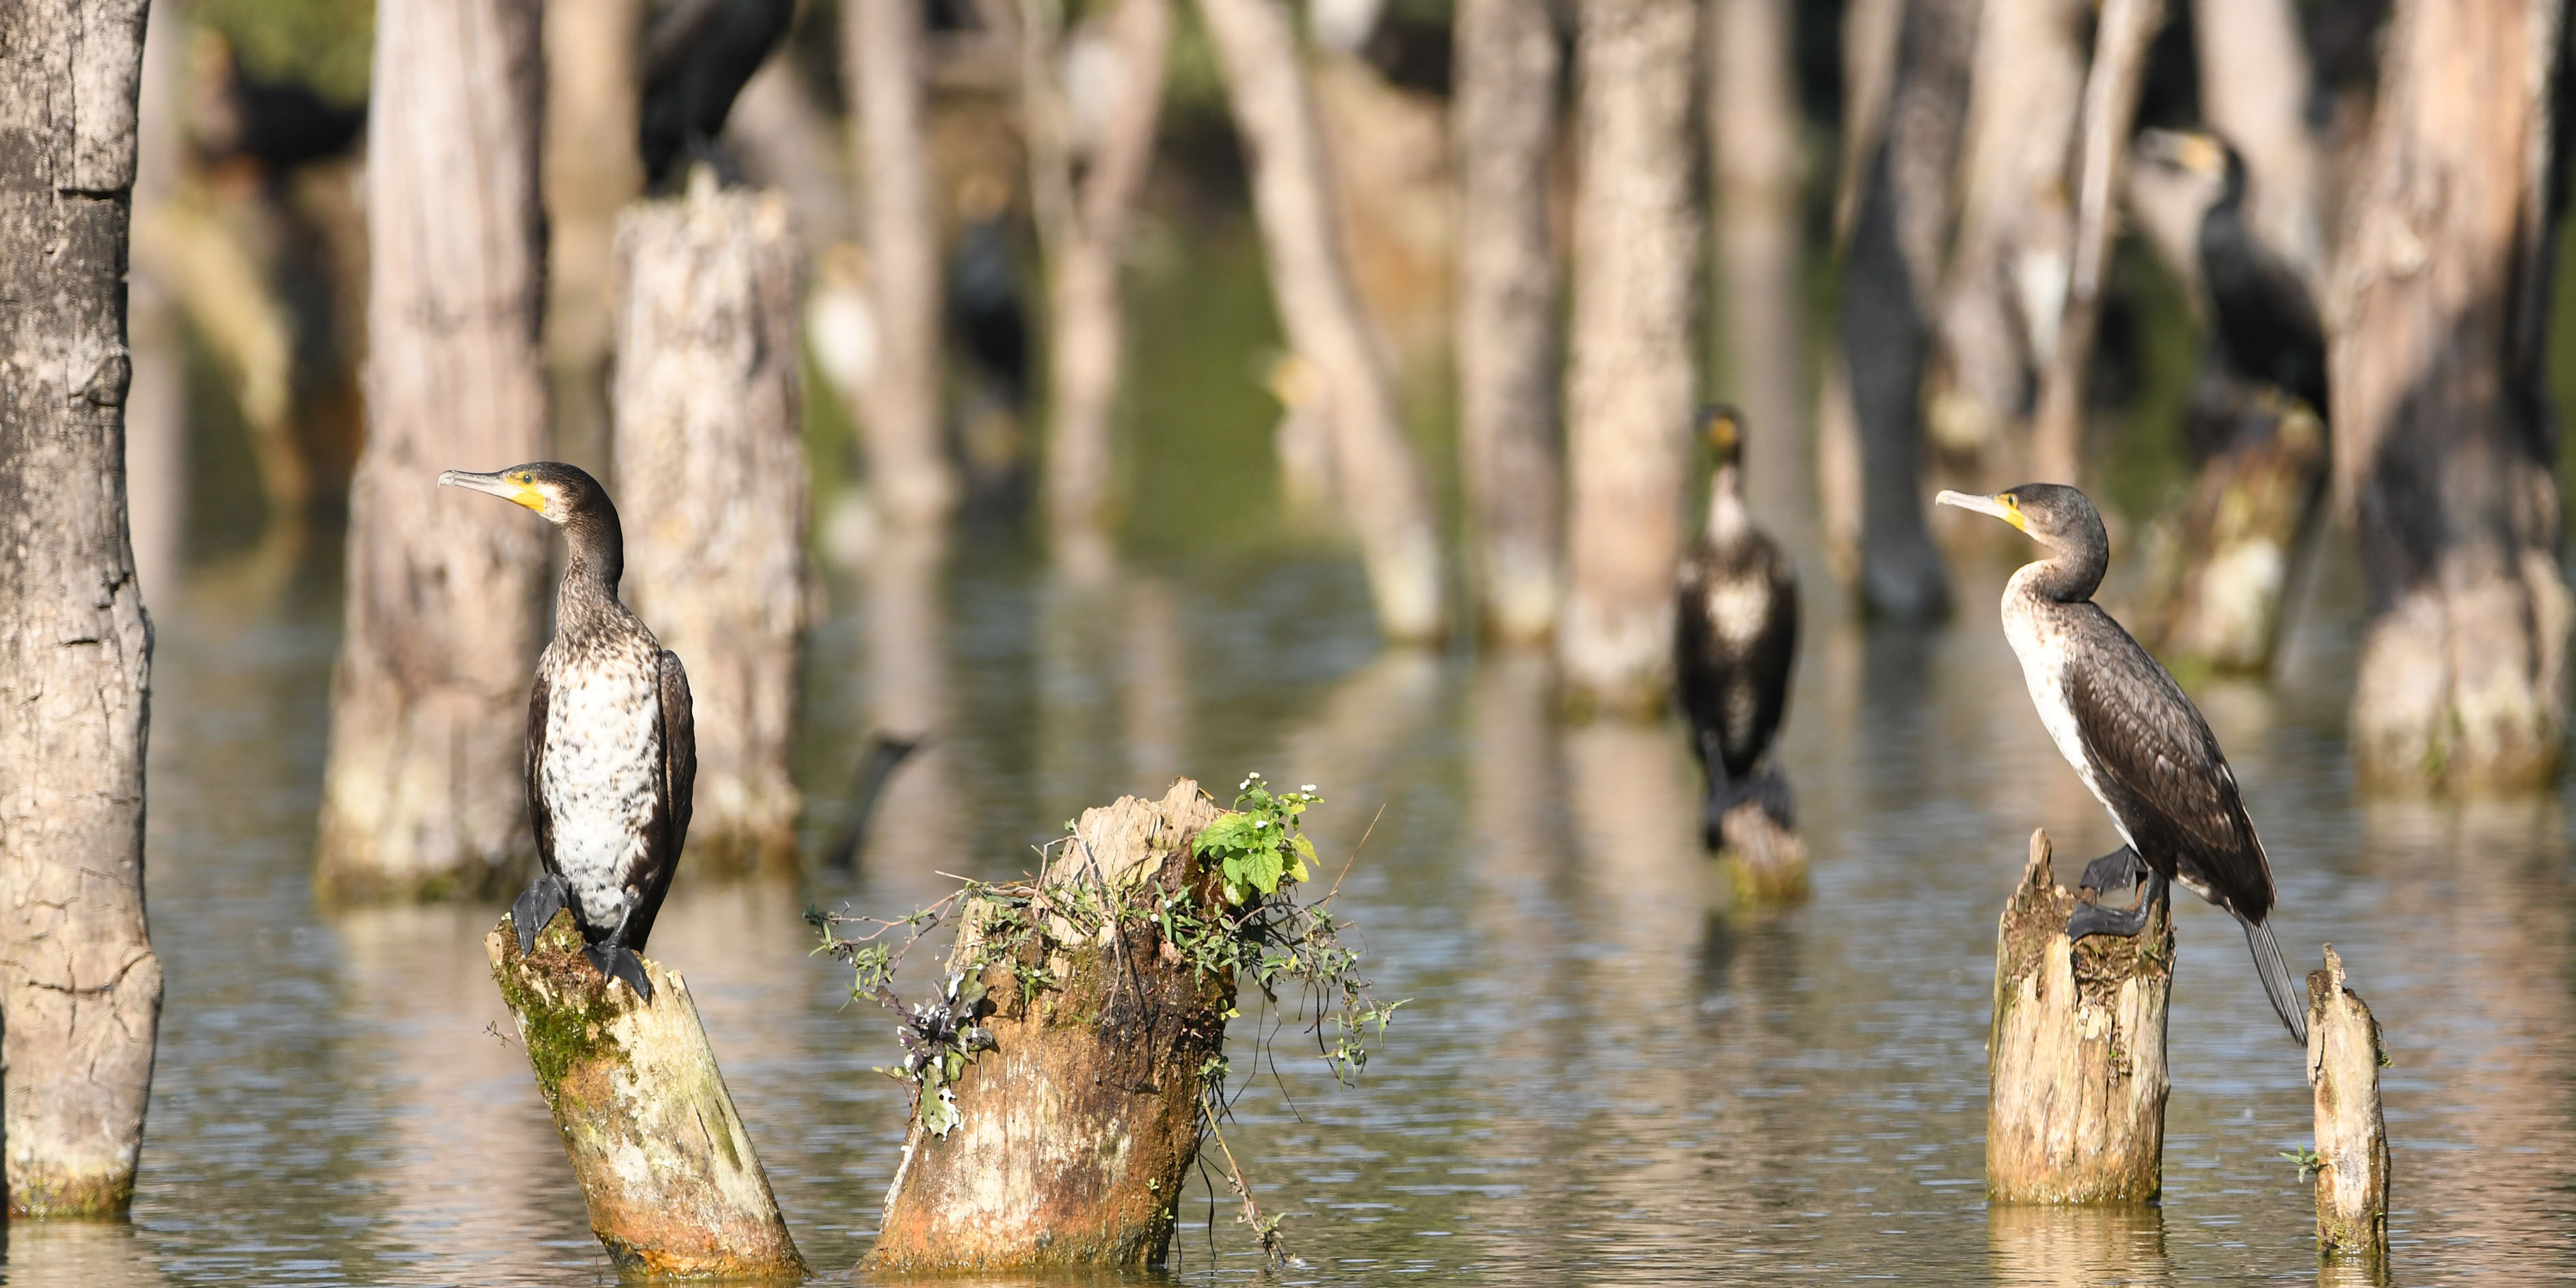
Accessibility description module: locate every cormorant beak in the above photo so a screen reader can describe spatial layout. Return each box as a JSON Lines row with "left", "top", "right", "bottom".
{"left": 1935, "top": 489, "right": 2028, "bottom": 533}
{"left": 2137, "top": 128, "right": 2223, "bottom": 177}
{"left": 439, "top": 468, "right": 549, "bottom": 515}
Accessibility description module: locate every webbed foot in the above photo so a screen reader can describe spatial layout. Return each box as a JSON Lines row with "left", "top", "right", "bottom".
{"left": 511, "top": 873, "right": 569, "bottom": 956}
{"left": 2076, "top": 845, "right": 2145, "bottom": 897}
{"left": 1747, "top": 769, "right": 1796, "bottom": 833}
{"left": 584, "top": 941, "right": 655, "bottom": 1002}
{"left": 2068, "top": 870, "right": 2169, "bottom": 943}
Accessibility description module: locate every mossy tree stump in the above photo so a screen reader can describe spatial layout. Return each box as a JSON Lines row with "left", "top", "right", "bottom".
{"left": 1716, "top": 803, "right": 1810, "bottom": 904}
{"left": 1988, "top": 829, "right": 2173, "bottom": 1204}
{"left": 2307, "top": 945, "right": 2390, "bottom": 1261}
{"left": 2147, "top": 394, "right": 2327, "bottom": 675}
{"left": 866, "top": 779, "right": 1232, "bottom": 1272}
{"left": 487, "top": 913, "right": 805, "bottom": 1278}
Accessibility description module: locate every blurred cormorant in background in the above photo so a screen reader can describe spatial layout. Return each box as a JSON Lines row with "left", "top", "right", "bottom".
{"left": 640, "top": 0, "right": 799, "bottom": 190}
{"left": 1675, "top": 406, "right": 1799, "bottom": 850}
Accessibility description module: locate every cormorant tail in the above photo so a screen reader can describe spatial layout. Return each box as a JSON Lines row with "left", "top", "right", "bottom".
{"left": 2244, "top": 916, "right": 2308, "bottom": 1045}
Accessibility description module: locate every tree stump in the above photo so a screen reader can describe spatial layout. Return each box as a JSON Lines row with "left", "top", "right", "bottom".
{"left": 487, "top": 915, "right": 805, "bottom": 1278}
{"left": 1717, "top": 803, "right": 1809, "bottom": 904}
{"left": 2307, "top": 945, "right": 2390, "bottom": 1261}
{"left": 1987, "top": 830, "right": 2172, "bottom": 1204}
{"left": 867, "top": 779, "right": 1231, "bottom": 1272}
{"left": 611, "top": 174, "right": 809, "bottom": 874}
{"left": 2147, "top": 396, "right": 2328, "bottom": 675}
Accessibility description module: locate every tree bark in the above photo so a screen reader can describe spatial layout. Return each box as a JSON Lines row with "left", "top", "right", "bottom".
{"left": 1559, "top": 0, "right": 1701, "bottom": 709}
{"left": 1027, "top": 0, "right": 1174, "bottom": 576}
{"left": 1837, "top": 0, "right": 1975, "bottom": 621}
{"left": 2144, "top": 396, "right": 2329, "bottom": 673}
{"left": 2332, "top": 0, "right": 2571, "bottom": 791}
{"left": 0, "top": 0, "right": 163, "bottom": 1216}
{"left": 1453, "top": 0, "right": 1563, "bottom": 644}
{"left": 2306, "top": 945, "right": 2390, "bottom": 1262}
{"left": 126, "top": 0, "right": 182, "bottom": 602}
{"left": 848, "top": 0, "right": 960, "bottom": 527}
{"left": 316, "top": 0, "right": 551, "bottom": 902}
{"left": 726, "top": 59, "right": 858, "bottom": 251}
{"left": 488, "top": 916, "right": 807, "bottom": 1277}
{"left": 1710, "top": 0, "right": 1812, "bottom": 552}
{"left": 611, "top": 178, "right": 809, "bottom": 875}
{"left": 544, "top": 0, "right": 645, "bottom": 481}
{"left": 868, "top": 780, "right": 1229, "bottom": 1270}
{"left": 1987, "top": 831, "right": 2171, "bottom": 1205}
{"left": 2191, "top": 0, "right": 2322, "bottom": 275}
{"left": 2028, "top": 0, "right": 2167, "bottom": 487}
{"left": 1195, "top": 0, "right": 1448, "bottom": 644}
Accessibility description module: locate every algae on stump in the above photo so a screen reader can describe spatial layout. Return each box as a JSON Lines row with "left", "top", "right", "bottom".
{"left": 2307, "top": 944, "right": 2390, "bottom": 1261}
{"left": 1987, "top": 829, "right": 2172, "bottom": 1204}
{"left": 1716, "top": 801, "right": 1810, "bottom": 904}
{"left": 487, "top": 913, "right": 805, "bottom": 1278}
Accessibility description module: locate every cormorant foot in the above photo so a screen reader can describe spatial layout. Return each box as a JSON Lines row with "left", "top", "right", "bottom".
{"left": 512, "top": 873, "right": 569, "bottom": 956}
{"left": 584, "top": 941, "right": 655, "bottom": 1003}
{"left": 2067, "top": 870, "right": 2169, "bottom": 943}
{"left": 1747, "top": 769, "right": 1797, "bottom": 833}
{"left": 2076, "top": 845, "right": 2145, "bottom": 897}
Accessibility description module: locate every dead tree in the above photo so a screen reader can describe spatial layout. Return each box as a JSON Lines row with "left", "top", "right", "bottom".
{"left": 1195, "top": 0, "right": 1449, "bottom": 644}
{"left": 2307, "top": 945, "right": 2391, "bottom": 1262}
{"left": 847, "top": 0, "right": 960, "bottom": 527}
{"left": 1710, "top": 0, "right": 1812, "bottom": 551}
{"left": 727, "top": 59, "right": 858, "bottom": 250}
{"left": 0, "top": 0, "right": 165, "bottom": 1216}
{"left": 2333, "top": 0, "right": 2571, "bottom": 791}
{"left": 1454, "top": 0, "right": 1564, "bottom": 644}
{"left": 544, "top": 0, "right": 647, "bottom": 477}
{"left": 315, "top": 0, "right": 551, "bottom": 901}
{"left": 1026, "top": 0, "right": 1174, "bottom": 576}
{"left": 611, "top": 178, "right": 809, "bottom": 874}
{"left": 2028, "top": 0, "right": 2167, "bottom": 485}
{"left": 1560, "top": 0, "right": 1702, "bottom": 709}
{"left": 1836, "top": 0, "right": 1975, "bottom": 621}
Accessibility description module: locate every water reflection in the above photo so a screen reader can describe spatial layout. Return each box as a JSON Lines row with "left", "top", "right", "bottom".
{"left": 1988, "top": 1204, "right": 2171, "bottom": 1286}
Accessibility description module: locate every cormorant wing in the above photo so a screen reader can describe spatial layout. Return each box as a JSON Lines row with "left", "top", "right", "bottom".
{"left": 623, "top": 649, "right": 696, "bottom": 955}
{"left": 526, "top": 671, "right": 557, "bottom": 868}
{"left": 2063, "top": 608, "right": 2276, "bottom": 921}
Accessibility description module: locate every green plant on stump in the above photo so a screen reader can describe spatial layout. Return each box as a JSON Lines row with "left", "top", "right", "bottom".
{"left": 811, "top": 775, "right": 1397, "bottom": 1265}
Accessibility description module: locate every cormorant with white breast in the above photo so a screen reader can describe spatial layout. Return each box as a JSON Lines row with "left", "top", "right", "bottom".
{"left": 1936, "top": 483, "right": 2305, "bottom": 1043}
{"left": 1675, "top": 405, "right": 1799, "bottom": 850}
{"left": 441, "top": 464, "right": 696, "bottom": 1001}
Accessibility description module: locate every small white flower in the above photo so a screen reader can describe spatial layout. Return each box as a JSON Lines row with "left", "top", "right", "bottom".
{"left": 1300, "top": 784, "right": 1316, "bottom": 792}
{"left": 1253, "top": 820, "right": 1267, "bottom": 829}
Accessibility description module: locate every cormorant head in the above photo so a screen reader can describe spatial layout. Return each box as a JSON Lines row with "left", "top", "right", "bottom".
{"left": 2136, "top": 128, "right": 2246, "bottom": 207}
{"left": 438, "top": 462, "right": 613, "bottom": 529}
{"left": 1699, "top": 403, "right": 1747, "bottom": 470}
{"left": 1933, "top": 483, "right": 2105, "bottom": 555}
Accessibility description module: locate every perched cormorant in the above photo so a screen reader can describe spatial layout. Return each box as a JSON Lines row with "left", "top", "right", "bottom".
{"left": 1936, "top": 483, "right": 2305, "bottom": 1043}
{"left": 2135, "top": 129, "right": 2328, "bottom": 425}
{"left": 441, "top": 464, "right": 695, "bottom": 1000}
{"left": 1675, "top": 406, "right": 1800, "bottom": 850}
{"left": 639, "top": 0, "right": 799, "bottom": 190}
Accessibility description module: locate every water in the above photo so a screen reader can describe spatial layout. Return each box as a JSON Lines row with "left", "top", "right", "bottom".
{"left": 1, "top": 515, "right": 2564, "bottom": 1288}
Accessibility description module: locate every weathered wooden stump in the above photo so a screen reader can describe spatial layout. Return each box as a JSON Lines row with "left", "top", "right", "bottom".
{"left": 2307, "top": 944, "right": 2390, "bottom": 1261}
{"left": 1987, "top": 829, "right": 2172, "bottom": 1204}
{"left": 1716, "top": 802, "right": 1810, "bottom": 904}
{"left": 866, "top": 779, "right": 1232, "bottom": 1272}
{"left": 487, "top": 913, "right": 805, "bottom": 1279}
{"left": 611, "top": 170, "right": 809, "bottom": 876}
{"left": 2146, "top": 394, "right": 2327, "bottom": 675}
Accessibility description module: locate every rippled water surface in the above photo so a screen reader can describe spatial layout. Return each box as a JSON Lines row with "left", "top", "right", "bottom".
{"left": 6, "top": 526, "right": 2573, "bottom": 1287}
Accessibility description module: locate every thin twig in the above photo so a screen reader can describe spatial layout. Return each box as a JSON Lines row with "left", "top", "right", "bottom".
{"left": 1317, "top": 803, "right": 1385, "bottom": 909}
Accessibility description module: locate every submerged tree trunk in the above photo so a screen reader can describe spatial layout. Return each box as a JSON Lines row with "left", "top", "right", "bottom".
{"left": 848, "top": 0, "right": 958, "bottom": 528}
{"left": 544, "top": 0, "right": 646, "bottom": 481}
{"left": 316, "top": 0, "right": 550, "bottom": 902}
{"left": 2145, "top": 397, "right": 2329, "bottom": 673}
{"left": 1560, "top": 0, "right": 1701, "bottom": 709}
{"left": 611, "top": 178, "right": 809, "bottom": 874}
{"left": 2306, "top": 945, "right": 2390, "bottom": 1262}
{"left": 2191, "top": 0, "right": 2322, "bottom": 275}
{"left": 1710, "top": 0, "right": 1810, "bottom": 551}
{"left": 0, "top": 0, "right": 164, "bottom": 1216}
{"left": 2028, "top": 0, "right": 2166, "bottom": 486}
{"left": 868, "top": 780, "right": 1229, "bottom": 1270}
{"left": 1196, "top": 0, "right": 1447, "bottom": 643}
{"left": 727, "top": 59, "right": 857, "bottom": 251}
{"left": 2333, "top": 0, "right": 2571, "bottom": 791}
{"left": 1028, "top": 0, "right": 1173, "bottom": 576}
{"left": 1453, "top": 0, "right": 1563, "bottom": 644}
{"left": 1838, "top": 0, "right": 1974, "bottom": 621}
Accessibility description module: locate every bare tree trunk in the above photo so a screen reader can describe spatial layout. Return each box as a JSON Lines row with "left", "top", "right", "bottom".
{"left": 1838, "top": 0, "right": 1976, "bottom": 621}
{"left": 127, "top": 0, "right": 184, "bottom": 603}
{"left": 1710, "top": 0, "right": 1812, "bottom": 551}
{"left": 2306, "top": 945, "right": 2390, "bottom": 1262}
{"left": 544, "top": 0, "right": 645, "bottom": 481}
{"left": 612, "top": 179, "right": 809, "bottom": 874}
{"left": 1453, "top": 0, "right": 1563, "bottom": 644}
{"left": 727, "top": 59, "right": 858, "bottom": 250}
{"left": 2333, "top": 0, "right": 2571, "bottom": 791}
{"left": 317, "top": 0, "right": 551, "bottom": 901}
{"left": 849, "top": 0, "right": 959, "bottom": 527}
{"left": 2028, "top": 0, "right": 2166, "bottom": 486}
{"left": 1924, "top": 0, "right": 2084, "bottom": 491}
{"left": 1195, "top": 0, "right": 1448, "bottom": 643}
{"left": 1816, "top": 0, "right": 1903, "bottom": 589}
{"left": 1559, "top": 0, "right": 1700, "bottom": 710}
{"left": 2191, "top": 0, "right": 2322, "bottom": 275}
{"left": 0, "top": 0, "right": 163, "bottom": 1216}
{"left": 1027, "top": 0, "right": 1173, "bottom": 576}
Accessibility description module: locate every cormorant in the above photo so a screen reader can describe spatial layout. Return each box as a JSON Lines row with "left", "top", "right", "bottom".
{"left": 948, "top": 176, "right": 1031, "bottom": 409}
{"left": 1675, "top": 405, "right": 1800, "bottom": 850}
{"left": 639, "top": 0, "right": 799, "bottom": 191}
{"left": 2134, "top": 129, "right": 2328, "bottom": 425}
{"left": 441, "top": 464, "right": 695, "bottom": 1001}
{"left": 1935, "top": 483, "right": 2305, "bottom": 1043}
